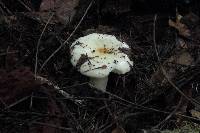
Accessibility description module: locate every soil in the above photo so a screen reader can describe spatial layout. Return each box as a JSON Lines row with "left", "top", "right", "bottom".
{"left": 0, "top": 0, "right": 200, "bottom": 133}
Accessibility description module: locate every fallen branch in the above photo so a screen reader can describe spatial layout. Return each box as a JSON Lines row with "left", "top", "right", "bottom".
{"left": 35, "top": 75, "right": 83, "bottom": 105}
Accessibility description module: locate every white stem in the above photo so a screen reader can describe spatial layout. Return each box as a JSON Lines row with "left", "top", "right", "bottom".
{"left": 89, "top": 76, "right": 108, "bottom": 91}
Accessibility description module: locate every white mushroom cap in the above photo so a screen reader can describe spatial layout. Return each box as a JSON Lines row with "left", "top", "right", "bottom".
{"left": 70, "top": 33, "right": 133, "bottom": 79}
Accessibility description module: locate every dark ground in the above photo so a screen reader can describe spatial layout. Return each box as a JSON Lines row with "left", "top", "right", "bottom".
{"left": 0, "top": 0, "right": 200, "bottom": 133}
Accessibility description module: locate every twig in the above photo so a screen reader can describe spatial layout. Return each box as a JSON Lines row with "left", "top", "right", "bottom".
{"left": 35, "top": 76, "right": 71, "bottom": 98}
{"left": 35, "top": 76, "right": 83, "bottom": 105}
{"left": 34, "top": 12, "right": 54, "bottom": 78}
{"left": 63, "top": 82, "right": 88, "bottom": 89}
{"left": 2, "top": 110, "right": 66, "bottom": 119}
{"left": 103, "top": 90, "right": 200, "bottom": 123}
{"left": 0, "top": 1, "right": 12, "bottom": 15}
{"left": 87, "top": 83, "right": 200, "bottom": 123}
{"left": 32, "top": 121, "right": 73, "bottom": 131}
{"left": 16, "top": 0, "right": 32, "bottom": 12}
{"left": 4, "top": 95, "right": 30, "bottom": 110}
{"left": 152, "top": 95, "right": 183, "bottom": 129}
{"left": 39, "top": 0, "right": 94, "bottom": 71}
{"left": 0, "top": 51, "right": 18, "bottom": 56}
{"left": 104, "top": 90, "right": 168, "bottom": 114}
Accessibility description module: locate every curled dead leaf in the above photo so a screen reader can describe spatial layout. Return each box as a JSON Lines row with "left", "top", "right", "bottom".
{"left": 112, "top": 126, "right": 126, "bottom": 133}
{"left": 169, "top": 18, "right": 191, "bottom": 37}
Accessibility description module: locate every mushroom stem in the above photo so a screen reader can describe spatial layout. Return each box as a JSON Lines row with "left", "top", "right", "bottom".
{"left": 89, "top": 76, "right": 108, "bottom": 91}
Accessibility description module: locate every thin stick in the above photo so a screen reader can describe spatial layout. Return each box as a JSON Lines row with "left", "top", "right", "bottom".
{"left": 16, "top": 0, "right": 32, "bottom": 12}
{"left": 32, "top": 121, "right": 73, "bottom": 131}
{"left": 0, "top": 1, "right": 12, "bottom": 15}
{"left": 35, "top": 76, "right": 71, "bottom": 98}
{"left": 152, "top": 95, "right": 183, "bottom": 129}
{"left": 35, "top": 75, "right": 83, "bottom": 104}
{"left": 4, "top": 96, "right": 30, "bottom": 110}
{"left": 103, "top": 90, "right": 200, "bottom": 123}
{"left": 34, "top": 13, "right": 54, "bottom": 78}
{"left": 39, "top": 0, "right": 94, "bottom": 71}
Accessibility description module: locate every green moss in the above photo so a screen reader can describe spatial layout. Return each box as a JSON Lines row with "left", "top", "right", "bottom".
{"left": 162, "top": 122, "right": 200, "bottom": 133}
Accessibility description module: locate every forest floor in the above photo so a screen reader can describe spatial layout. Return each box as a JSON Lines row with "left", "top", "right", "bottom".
{"left": 0, "top": 0, "right": 199, "bottom": 133}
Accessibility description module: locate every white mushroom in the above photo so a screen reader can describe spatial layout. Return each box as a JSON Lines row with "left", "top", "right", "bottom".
{"left": 70, "top": 33, "right": 133, "bottom": 91}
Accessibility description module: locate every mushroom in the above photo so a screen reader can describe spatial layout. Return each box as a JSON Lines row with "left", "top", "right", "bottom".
{"left": 70, "top": 33, "right": 133, "bottom": 91}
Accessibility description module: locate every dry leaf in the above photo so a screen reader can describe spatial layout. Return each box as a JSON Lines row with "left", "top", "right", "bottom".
{"left": 190, "top": 109, "right": 200, "bottom": 119}
{"left": 169, "top": 19, "right": 191, "bottom": 37}
{"left": 169, "top": 14, "right": 191, "bottom": 37}
{"left": 39, "top": 0, "right": 79, "bottom": 24}
{"left": 0, "top": 67, "right": 41, "bottom": 105}
{"left": 150, "top": 51, "right": 194, "bottom": 86}
{"left": 112, "top": 126, "right": 126, "bottom": 133}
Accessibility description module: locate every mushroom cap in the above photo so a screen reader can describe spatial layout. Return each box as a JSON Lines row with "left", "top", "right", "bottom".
{"left": 70, "top": 33, "right": 133, "bottom": 78}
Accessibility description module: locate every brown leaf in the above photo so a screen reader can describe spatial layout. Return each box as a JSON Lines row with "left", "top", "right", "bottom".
{"left": 39, "top": 0, "right": 56, "bottom": 11}
{"left": 169, "top": 20, "right": 191, "bottom": 37}
{"left": 0, "top": 67, "right": 41, "bottom": 105}
{"left": 39, "top": 0, "right": 79, "bottom": 24}
{"left": 112, "top": 126, "right": 126, "bottom": 133}
{"left": 150, "top": 51, "right": 194, "bottom": 86}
